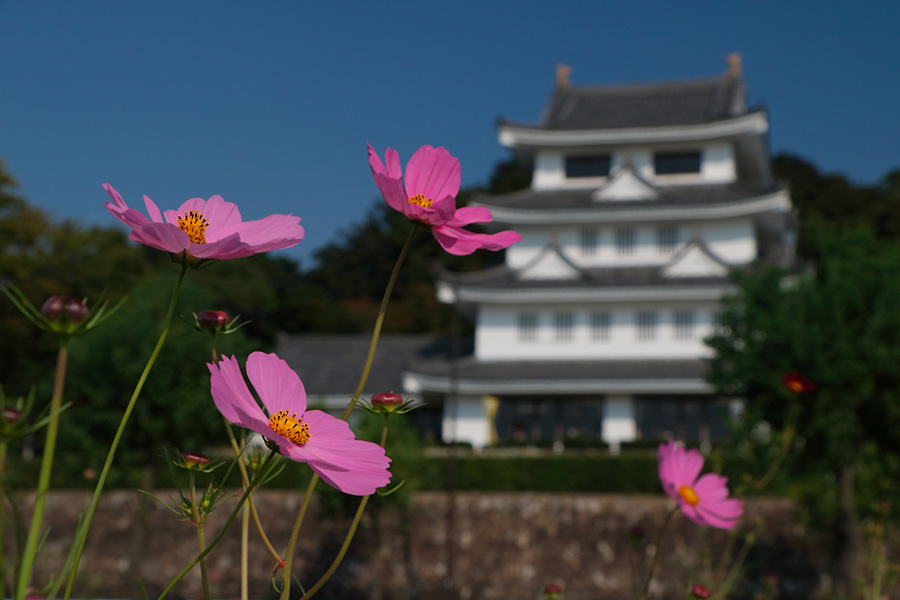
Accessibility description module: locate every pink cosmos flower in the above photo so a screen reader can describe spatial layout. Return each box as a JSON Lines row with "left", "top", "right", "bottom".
{"left": 208, "top": 352, "right": 391, "bottom": 495}
{"left": 367, "top": 144, "right": 521, "bottom": 255}
{"left": 658, "top": 440, "right": 743, "bottom": 530}
{"left": 103, "top": 184, "right": 304, "bottom": 262}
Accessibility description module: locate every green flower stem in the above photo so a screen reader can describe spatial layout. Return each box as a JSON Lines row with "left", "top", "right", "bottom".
{"left": 0, "top": 439, "right": 8, "bottom": 596}
{"left": 279, "top": 228, "right": 415, "bottom": 600}
{"left": 637, "top": 504, "right": 679, "bottom": 600}
{"left": 223, "top": 421, "right": 281, "bottom": 563}
{"left": 280, "top": 474, "right": 319, "bottom": 600}
{"left": 61, "top": 264, "right": 189, "bottom": 600}
{"left": 16, "top": 339, "right": 69, "bottom": 600}
{"left": 156, "top": 448, "right": 279, "bottom": 600}
{"left": 295, "top": 416, "right": 392, "bottom": 600}
{"left": 189, "top": 471, "right": 211, "bottom": 600}
{"left": 341, "top": 226, "right": 417, "bottom": 421}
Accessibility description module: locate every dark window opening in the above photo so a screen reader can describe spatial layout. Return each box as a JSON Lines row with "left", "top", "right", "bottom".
{"left": 566, "top": 155, "right": 611, "bottom": 178}
{"left": 654, "top": 151, "right": 701, "bottom": 175}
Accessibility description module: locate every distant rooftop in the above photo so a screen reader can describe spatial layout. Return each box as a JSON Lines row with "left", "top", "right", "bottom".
{"left": 502, "top": 56, "right": 751, "bottom": 131}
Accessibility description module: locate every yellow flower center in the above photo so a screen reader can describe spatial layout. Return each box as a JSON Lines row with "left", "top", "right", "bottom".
{"left": 408, "top": 194, "right": 433, "bottom": 208}
{"left": 678, "top": 485, "right": 700, "bottom": 506}
{"left": 268, "top": 409, "right": 310, "bottom": 445}
{"left": 177, "top": 210, "right": 209, "bottom": 244}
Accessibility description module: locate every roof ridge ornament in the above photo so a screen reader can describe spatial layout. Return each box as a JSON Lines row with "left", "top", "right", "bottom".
{"left": 726, "top": 52, "right": 742, "bottom": 78}
{"left": 556, "top": 64, "right": 572, "bottom": 88}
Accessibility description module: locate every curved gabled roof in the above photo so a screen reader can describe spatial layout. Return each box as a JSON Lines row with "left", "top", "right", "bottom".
{"left": 503, "top": 74, "right": 749, "bottom": 132}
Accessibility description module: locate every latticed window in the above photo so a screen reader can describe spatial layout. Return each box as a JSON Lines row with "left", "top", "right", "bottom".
{"left": 636, "top": 310, "right": 657, "bottom": 340}
{"left": 674, "top": 310, "right": 694, "bottom": 339}
{"left": 657, "top": 226, "right": 680, "bottom": 253}
{"left": 616, "top": 228, "right": 636, "bottom": 255}
{"left": 518, "top": 312, "right": 539, "bottom": 342}
{"left": 590, "top": 311, "right": 611, "bottom": 340}
{"left": 580, "top": 229, "right": 598, "bottom": 256}
{"left": 554, "top": 312, "right": 574, "bottom": 341}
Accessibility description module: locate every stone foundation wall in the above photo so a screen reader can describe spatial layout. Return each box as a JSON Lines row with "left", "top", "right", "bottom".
{"left": 14, "top": 491, "right": 820, "bottom": 599}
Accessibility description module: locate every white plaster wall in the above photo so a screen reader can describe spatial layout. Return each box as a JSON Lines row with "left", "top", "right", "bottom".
{"left": 442, "top": 394, "right": 491, "bottom": 450}
{"left": 475, "top": 302, "right": 720, "bottom": 360}
{"left": 602, "top": 395, "right": 637, "bottom": 448}
{"left": 700, "top": 219, "right": 757, "bottom": 263}
{"left": 533, "top": 151, "right": 565, "bottom": 190}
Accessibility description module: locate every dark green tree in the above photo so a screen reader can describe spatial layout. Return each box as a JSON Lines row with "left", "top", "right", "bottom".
{"left": 706, "top": 226, "right": 900, "bottom": 594}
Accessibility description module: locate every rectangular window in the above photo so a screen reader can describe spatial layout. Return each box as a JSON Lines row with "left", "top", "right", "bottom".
{"left": 554, "top": 312, "right": 575, "bottom": 341}
{"left": 674, "top": 310, "right": 694, "bottom": 339}
{"left": 565, "top": 155, "right": 611, "bottom": 178}
{"left": 636, "top": 310, "right": 657, "bottom": 340}
{"left": 590, "top": 311, "right": 611, "bottom": 340}
{"left": 518, "top": 312, "right": 539, "bottom": 342}
{"left": 580, "top": 229, "right": 598, "bottom": 256}
{"left": 654, "top": 151, "right": 702, "bottom": 175}
{"left": 657, "top": 226, "right": 680, "bottom": 253}
{"left": 616, "top": 228, "right": 636, "bottom": 255}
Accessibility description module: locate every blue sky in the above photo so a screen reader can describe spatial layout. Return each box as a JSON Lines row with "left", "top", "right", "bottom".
{"left": 1, "top": 1, "right": 897, "bottom": 267}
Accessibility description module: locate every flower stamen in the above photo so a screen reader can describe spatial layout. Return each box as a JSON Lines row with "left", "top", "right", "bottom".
{"left": 268, "top": 409, "right": 310, "bottom": 445}
{"left": 177, "top": 210, "right": 209, "bottom": 244}
{"left": 678, "top": 484, "right": 700, "bottom": 506}
{"left": 408, "top": 194, "right": 433, "bottom": 208}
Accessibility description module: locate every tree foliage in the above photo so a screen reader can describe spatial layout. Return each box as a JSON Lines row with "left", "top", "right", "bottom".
{"left": 707, "top": 227, "right": 900, "bottom": 515}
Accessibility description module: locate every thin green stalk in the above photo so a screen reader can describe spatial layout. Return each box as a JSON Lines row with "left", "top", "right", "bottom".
{"left": 280, "top": 475, "right": 319, "bottom": 600}
{"left": 61, "top": 264, "right": 188, "bottom": 600}
{"left": 156, "top": 448, "right": 279, "bottom": 600}
{"left": 16, "top": 340, "right": 68, "bottom": 600}
{"left": 0, "top": 439, "right": 8, "bottom": 596}
{"left": 189, "top": 471, "right": 211, "bottom": 600}
{"left": 295, "top": 416, "right": 392, "bottom": 600}
{"left": 342, "top": 226, "right": 417, "bottom": 421}
{"left": 638, "top": 505, "right": 679, "bottom": 600}
{"left": 282, "top": 228, "right": 416, "bottom": 600}
{"left": 299, "top": 496, "right": 369, "bottom": 600}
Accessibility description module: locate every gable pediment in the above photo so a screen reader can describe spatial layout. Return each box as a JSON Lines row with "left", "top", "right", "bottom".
{"left": 662, "top": 241, "right": 729, "bottom": 278}
{"left": 517, "top": 243, "right": 582, "bottom": 281}
{"left": 592, "top": 166, "right": 660, "bottom": 202}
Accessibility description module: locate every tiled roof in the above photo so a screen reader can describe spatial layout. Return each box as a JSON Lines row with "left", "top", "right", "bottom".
{"left": 275, "top": 334, "right": 472, "bottom": 396}
{"left": 409, "top": 357, "right": 709, "bottom": 383}
{"left": 440, "top": 262, "right": 731, "bottom": 290}
{"left": 472, "top": 181, "right": 781, "bottom": 212}
{"left": 505, "top": 75, "right": 748, "bottom": 131}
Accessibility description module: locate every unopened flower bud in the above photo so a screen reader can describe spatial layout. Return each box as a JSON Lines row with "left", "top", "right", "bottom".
{"left": 543, "top": 584, "right": 562, "bottom": 599}
{"left": 628, "top": 525, "right": 646, "bottom": 542}
{"left": 371, "top": 392, "right": 404, "bottom": 412}
{"left": 691, "top": 584, "right": 710, "bottom": 599}
{"left": 41, "top": 295, "right": 89, "bottom": 323}
{"left": 197, "top": 310, "right": 230, "bottom": 332}
{"left": 182, "top": 451, "right": 210, "bottom": 469}
{"left": 1, "top": 407, "right": 23, "bottom": 425}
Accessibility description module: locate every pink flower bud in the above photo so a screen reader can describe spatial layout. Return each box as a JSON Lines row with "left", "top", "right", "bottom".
{"left": 543, "top": 584, "right": 562, "bottom": 599}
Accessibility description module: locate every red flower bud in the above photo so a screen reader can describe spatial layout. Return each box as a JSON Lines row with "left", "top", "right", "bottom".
{"left": 1, "top": 407, "right": 22, "bottom": 425}
{"left": 543, "top": 584, "right": 562, "bottom": 599}
{"left": 197, "top": 310, "right": 230, "bottom": 331}
{"left": 691, "top": 584, "right": 710, "bottom": 599}
{"left": 182, "top": 451, "right": 210, "bottom": 468}
{"left": 371, "top": 392, "right": 404, "bottom": 411}
{"left": 783, "top": 372, "right": 816, "bottom": 394}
